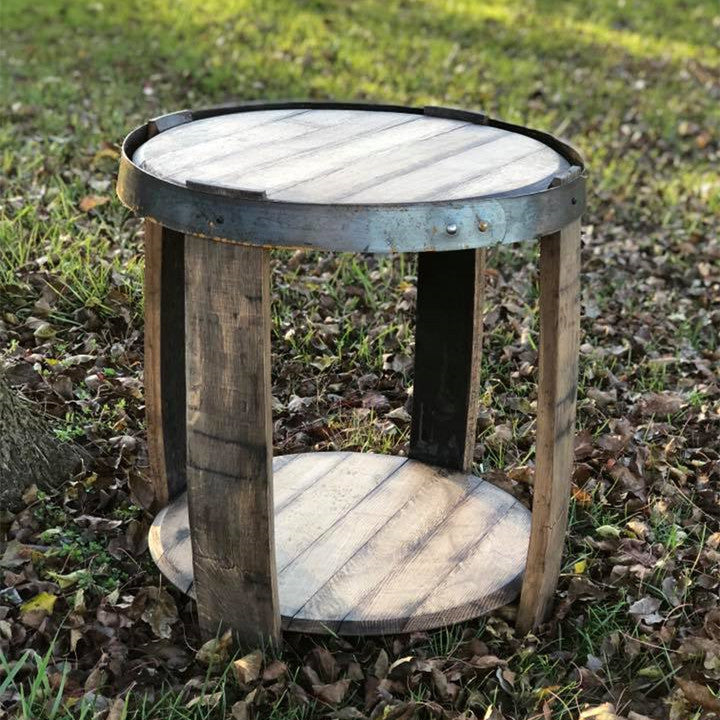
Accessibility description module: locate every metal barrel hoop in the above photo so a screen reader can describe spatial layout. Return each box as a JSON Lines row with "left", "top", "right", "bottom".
{"left": 118, "top": 101, "right": 586, "bottom": 253}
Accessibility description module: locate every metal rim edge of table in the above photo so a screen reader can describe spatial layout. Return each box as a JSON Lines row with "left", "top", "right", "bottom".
{"left": 117, "top": 100, "right": 586, "bottom": 253}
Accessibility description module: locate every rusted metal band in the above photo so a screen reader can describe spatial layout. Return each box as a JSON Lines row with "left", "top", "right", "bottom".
{"left": 118, "top": 101, "right": 586, "bottom": 253}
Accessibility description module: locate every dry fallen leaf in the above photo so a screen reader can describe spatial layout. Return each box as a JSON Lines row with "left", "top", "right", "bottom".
{"left": 196, "top": 629, "right": 233, "bottom": 666}
{"left": 106, "top": 696, "right": 128, "bottom": 720}
{"left": 373, "top": 648, "right": 389, "bottom": 679}
{"left": 361, "top": 390, "right": 390, "bottom": 413}
{"left": 431, "top": 667, "right": 451, "bottom": 701}
{"left": 186, "top": 691, "right": 223, "bottom": 710}
{"left": 262, "top": 659, "right": 288, "bottom": 682}
{"left": 386, "top": 406, "right": 411, "bottom": 423}
{"left": 586, "top": 387, "right": 617, "bottom": 407}
{"left": 307, "top": 646, "right": 339, "bottom": 682}
{"left": 704, "top": 607, "right": 720, "bottom": 641}
{"left": 470, "top": 655, "right": 506, "bottom": 671}
{"left": 140, "top": 587, "right": 178, "bottom": 639}
{"left": 387, "top": 656, "right": 414, "bottom": 680}
{"left": 313, "top": 679, "right": 350, "bottom": 705}
{"left": 572, "top": 485, "right": 593, "bottom": 506}
{"left": 231, "top": 700, "right": 248, "bottom": 720}
{"left": 79, "top": 194, "right": 110, "bottom": 212}
{"left": 636, "top": 391, "right": 684, "bottom": 416}
{"left": 676, "top": 677, "right": 720, "bottom": 712}
{"left": 485, "top": 424, "right": 513, "bottom": 448}
{"left": 21, "top": 483, "right": 38, "bottom": 505}
{"left": 92, "top": 147, "right": 120, "bottom": 164}
{"left": 1, "top": 541, "right": 32, "bottom": 570}
{"left": 578, "top": 703, "right": 622, "bottom": 719}
{"left": 328, "top": 707, "right": 366, "bottom": 719}
{"left": 596, "top": 524, "right": 621, "bottom": 539}
{"left": 20, "top": 591, "right": 57, "bottom": 616}
{"left": 628, "top": 596, "right": 664, "bottom": 626}
{"left": 47, "top": 569, "right": 92, "bottom": 589}
{"left": 233, "top": 649, "right": 263, "bottom": 685}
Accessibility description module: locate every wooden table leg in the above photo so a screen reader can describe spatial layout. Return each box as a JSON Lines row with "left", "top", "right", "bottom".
{"left": 144, "top": 220, "right": 186, "bottom": 510}
{"left": 517, "top": 219, "right": 581, "bottom": 633}
{"left": 184, "top": 238, "right": 280, "bottom": 645}
{"left": 410, "top": 249, "right": 485, "bottom": 472}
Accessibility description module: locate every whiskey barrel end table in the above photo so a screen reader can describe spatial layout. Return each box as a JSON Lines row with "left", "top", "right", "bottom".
{"left": 117, "top": 101, "right": 586, "bottom": 644}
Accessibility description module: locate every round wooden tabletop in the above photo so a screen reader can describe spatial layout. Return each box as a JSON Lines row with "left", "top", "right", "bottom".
{"left": 149, "top": 451, "right": 531, "bottom": 635}
{"left": 133, "top": 108, "right": 570, "bottom": 205}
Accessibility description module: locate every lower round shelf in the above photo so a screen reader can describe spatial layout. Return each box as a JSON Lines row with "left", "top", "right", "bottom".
{"left": 149, "top": 451, "right": 531, "bottom": 635}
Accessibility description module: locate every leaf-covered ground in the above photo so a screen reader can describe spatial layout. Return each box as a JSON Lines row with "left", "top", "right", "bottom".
{"left": 1, "top": 0, "right": 719, "bottom": 718}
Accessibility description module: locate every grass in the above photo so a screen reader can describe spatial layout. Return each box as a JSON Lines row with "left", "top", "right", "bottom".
{"left": 1, "top": 0, "right": 719, "bottom": 718}
{"left": 1, "top": 0, "right": 717, "bottom": 358}
{"left": 2, "top": 646, "right": 256, "bottom": 720}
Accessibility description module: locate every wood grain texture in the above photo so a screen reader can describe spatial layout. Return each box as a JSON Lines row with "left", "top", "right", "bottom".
{"left": 410, "top": 249, "right": 485, "bottom": 472}
{"left": 143, "top": 220, "right": 186, "bottom": 510}
{"left": 516, "top": 220, "right": 582, "bottom": 633}
{"left": 149, "top": 452, "right": 531, "bottom": 635}
{"left": 133, "top": 109, "right": 569, "bottom": 204}
{"left": 184, "top": 237, "right": 280, "bottom": 644}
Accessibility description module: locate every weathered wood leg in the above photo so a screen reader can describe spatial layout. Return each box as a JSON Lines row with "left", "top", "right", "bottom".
{"left": 410, "top": 249, "right": 485, "bottom": 472}
{"left": 517, "top": 219, "right": 581, "bottom": 633}
{"left": 144, "top": 220, "right": 186, "bottom": 510}
{"left": 184, "top": 238, "right": 280, "bottom": 645}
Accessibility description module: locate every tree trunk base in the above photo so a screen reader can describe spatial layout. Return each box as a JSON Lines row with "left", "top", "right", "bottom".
{"left": 0, "top": 373, "right": 85, "bottom": 511}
